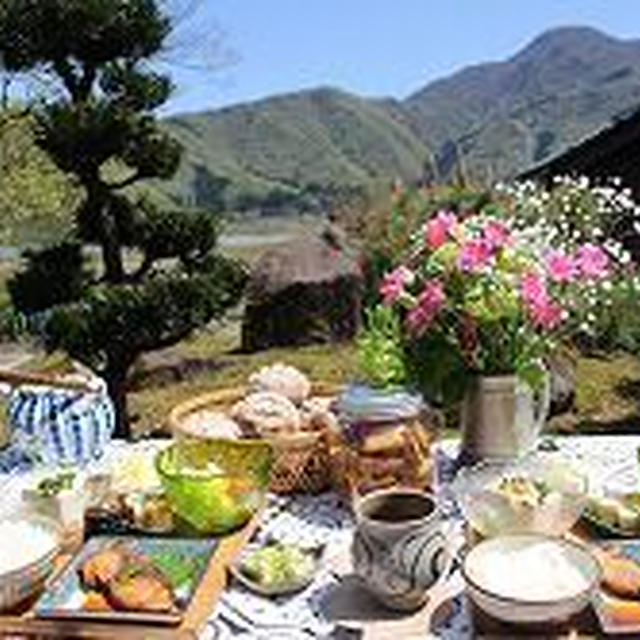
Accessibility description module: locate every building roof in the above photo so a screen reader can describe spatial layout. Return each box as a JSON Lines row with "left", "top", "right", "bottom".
{"left": 519, "top": 106, "right": 640, "bottom": 194}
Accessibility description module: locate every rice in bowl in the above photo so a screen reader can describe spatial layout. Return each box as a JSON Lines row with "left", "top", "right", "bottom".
{"left": 0, "top": 517, "right": 60, "bottom": 611}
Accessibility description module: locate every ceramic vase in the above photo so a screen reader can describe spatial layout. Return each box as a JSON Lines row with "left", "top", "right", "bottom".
{"left": 459, "top": 374, "right": 550, "bottom": 462}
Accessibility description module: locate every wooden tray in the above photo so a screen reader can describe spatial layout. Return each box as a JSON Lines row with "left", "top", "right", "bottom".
{"left": 0, "top": 511, "right": 261, "bottom": 639}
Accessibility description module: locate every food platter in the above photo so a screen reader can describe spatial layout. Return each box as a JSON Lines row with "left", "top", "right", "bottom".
{"left": 582, "top": 493, "right": 640, "bottom": 539}
{"left": 35, "top": 536, "right": 218, "bottom": 625}
{"left": 0, "top": 509, "right": 261, "bottom": 639}
{"left": 0, "top": 436, "right": 266, "bottom": 638}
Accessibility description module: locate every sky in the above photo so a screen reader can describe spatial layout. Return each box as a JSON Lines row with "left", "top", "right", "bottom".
{"left": 160, "top": 0, "right": 640, "bottom": 116}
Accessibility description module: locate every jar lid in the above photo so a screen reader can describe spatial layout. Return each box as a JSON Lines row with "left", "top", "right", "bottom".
{"left": 336, "top": 384, "right": 424, "bottom": 422}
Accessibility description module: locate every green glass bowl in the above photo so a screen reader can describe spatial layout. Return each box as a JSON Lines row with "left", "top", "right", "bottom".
{"left": 155, "top": 439, "right": 273, "bottom": 535}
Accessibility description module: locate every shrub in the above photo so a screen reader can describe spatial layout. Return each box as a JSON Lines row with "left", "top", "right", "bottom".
{"left": 8, "top": 242, "right": 88, "bottom": 314}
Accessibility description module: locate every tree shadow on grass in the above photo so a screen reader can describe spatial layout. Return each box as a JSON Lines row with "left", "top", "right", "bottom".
{"left": 615, "top": 378, "right": 640, "bottom": 403}
{"left": 127, "top": 355, "right": 229, "bottom": 391}
{"left": 566, "top": 417, "right": 640, "bottom": 435}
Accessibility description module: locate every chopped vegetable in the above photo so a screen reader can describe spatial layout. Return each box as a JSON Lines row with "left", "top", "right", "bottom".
{"left": 37, "top": 472, "right": 76, "bottom": 497}
{"left": 586, "top": 493, "right": 640, "bottom": 534}
{"left": 240, "top": 544, "right": 314, "bottom": 588}
{"left": 496, "top": 476, "right": 548, "bottom": 509}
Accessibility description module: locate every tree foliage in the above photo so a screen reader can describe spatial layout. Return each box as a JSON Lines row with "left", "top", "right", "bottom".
{"left": 0, "top": 111, "right": 78, "bottom": 243}
{"left": 2, "top": 0, "right": 247, "bottom": 436}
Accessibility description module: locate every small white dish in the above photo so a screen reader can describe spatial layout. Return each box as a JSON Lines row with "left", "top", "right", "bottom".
{"left": 229, "top": 543, "right": 319, "bottom": 597}
{"left": 462, "top": 534, "right": 600, "bottom": 625}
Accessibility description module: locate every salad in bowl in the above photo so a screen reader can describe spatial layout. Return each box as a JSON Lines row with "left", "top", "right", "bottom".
{"left": 453, "top": 452, "right": 588, "bottom": 538}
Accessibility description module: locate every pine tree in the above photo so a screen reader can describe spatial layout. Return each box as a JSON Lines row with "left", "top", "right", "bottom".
{"left": 1, "top": 0, "right": 246, "bottom": 437}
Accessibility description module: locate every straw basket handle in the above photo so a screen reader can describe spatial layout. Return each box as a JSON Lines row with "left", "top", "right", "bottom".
{"left": 0, "top": 368, "right": 98, "bottom": 395}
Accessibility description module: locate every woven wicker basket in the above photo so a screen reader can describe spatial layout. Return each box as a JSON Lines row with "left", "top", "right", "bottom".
{"left": 168, "top": 385, "right": 341, "bottom": 495}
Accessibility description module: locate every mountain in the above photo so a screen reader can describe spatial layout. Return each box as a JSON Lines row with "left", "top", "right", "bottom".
{"left": 162, "top": 26, "right": 640, "bottom": 212}
{"left": 405, "top": 27, "right": 640, "bottom": 179}
{"left": 160, "top": 88, "right": 431, "bottom": 210}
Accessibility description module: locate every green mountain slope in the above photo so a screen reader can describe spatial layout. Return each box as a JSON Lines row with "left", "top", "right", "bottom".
{"left": 4, "top": 27, "right": 639, "bottom": 220}
{"left": 161, "top": 88, "right": 431, "bottom": 209}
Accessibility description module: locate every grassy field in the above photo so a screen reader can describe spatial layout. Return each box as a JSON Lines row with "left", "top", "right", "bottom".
{"left": 2, "top": 223, "right": 640, "bottom": 437}
{"left": 6, "top": 320, "right": 640, "bottom": 437}
{"left": 0, "top": 261, "right": 16, "bottom": 311}
{"left": 128, "top": 326, "right": 357, "bottom": 435}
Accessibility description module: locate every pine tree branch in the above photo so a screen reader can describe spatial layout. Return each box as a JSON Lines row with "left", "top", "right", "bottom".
{"left": 53, "top": 59, "right": 78, "bottom": 99}
{"left": 127, "top": 253, "right": 154, "bottom": 282}
{"left": 107, "top": 171, "right": 143, "bottom": 190}
{"left": 76, "top": 64, "right": 97, "bottom": 102}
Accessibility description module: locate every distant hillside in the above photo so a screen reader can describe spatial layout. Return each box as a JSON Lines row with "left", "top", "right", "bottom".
{"left": 405, "top": 26, "right": 640, "bottom": 181}
{"left": 159, "top": 26, "right": 640, "bottom": 214}
{"left": 160, "top": 88, "right": 431, "bottom": 211}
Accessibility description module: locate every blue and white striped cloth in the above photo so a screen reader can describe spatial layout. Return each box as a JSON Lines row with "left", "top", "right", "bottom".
{"left": 3, "top": 385, "right": 115, "bottom": 469}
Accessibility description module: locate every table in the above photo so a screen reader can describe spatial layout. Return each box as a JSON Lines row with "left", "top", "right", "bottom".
{"left": 1, "top": 435, "right": 639, "bottom": 639}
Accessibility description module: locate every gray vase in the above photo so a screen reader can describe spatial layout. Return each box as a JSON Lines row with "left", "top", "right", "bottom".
{"left": 460, "top": 374, "right": 550, "bottom": 462}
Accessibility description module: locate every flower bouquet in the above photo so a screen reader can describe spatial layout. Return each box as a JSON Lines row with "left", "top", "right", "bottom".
{"left": 371, "top": 203, "right": 623, "bottom": 458}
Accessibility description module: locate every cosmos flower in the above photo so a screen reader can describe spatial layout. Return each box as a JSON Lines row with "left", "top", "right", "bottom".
{"left": 380, "top": 266, "right": 415, "bottom": 306}
{"left": 425, "top": 211, "right": 457, "bottom": 250}
{"left": 406, "top": 280, "right": 445, "bottom": 335}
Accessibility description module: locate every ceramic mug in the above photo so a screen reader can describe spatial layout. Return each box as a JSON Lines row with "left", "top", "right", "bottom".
{"left": 351, "top": 488, "right": 454, "bottom": 611}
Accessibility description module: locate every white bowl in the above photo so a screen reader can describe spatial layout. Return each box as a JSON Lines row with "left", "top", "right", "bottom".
{"left": 462, "top": 535, "right": 600, "bottom": 625}
{"left": 0, "top": 516, "right": 61, "bottom": 612}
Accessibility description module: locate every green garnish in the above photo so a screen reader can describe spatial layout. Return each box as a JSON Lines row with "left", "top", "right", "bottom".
{"left": 37, "top": 472, "right": 76, "bottom": 497}
{"left": 533, "top": 479, "right": 551, "bottom": 502}
{"left": 151, "top": 551, "right": 207, "bottom": 588}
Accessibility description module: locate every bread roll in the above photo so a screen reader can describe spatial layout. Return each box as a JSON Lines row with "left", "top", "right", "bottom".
{"left": 179, "top": 411, "right": 242, "bottom": 440}
{"left": 300, "top": 397, "right": 339, "bottom": 432}
{"left": 248, "top": 363, "right": 311, "bottom": 405}
{"left": 230, "top": 392, "right": 301, "bottom": 437}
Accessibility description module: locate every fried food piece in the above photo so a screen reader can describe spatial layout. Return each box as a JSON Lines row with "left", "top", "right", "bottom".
{"left": 83, "top": 591, "right": 111, "bottom": 612}
{"left": 78, "top": 545, "right": 127, "bottom": 590}
{"left": 107, "top": 570, "right": 174, "bottom": 612}
{"left": 607, "top": 599, "right": 640, "bottom": 625}
{"left": 598, "top": 549, "right": 640, "bottom": 599}
{"left": 79, "top": 543, "right": 176, "bottom": 613}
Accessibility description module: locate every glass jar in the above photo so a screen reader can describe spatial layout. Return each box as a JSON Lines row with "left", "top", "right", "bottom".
{"left": 332, "top": 385, "right": 439, "bottom": 500}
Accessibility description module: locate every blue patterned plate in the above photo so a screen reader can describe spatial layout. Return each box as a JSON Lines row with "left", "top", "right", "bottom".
{"left": 34, "top": 535, "right": 218, "bottom": 625}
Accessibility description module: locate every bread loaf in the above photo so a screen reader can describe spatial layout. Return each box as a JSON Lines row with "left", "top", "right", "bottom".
{"left": 230, "top": 392, "right": 301, "bottom": 437}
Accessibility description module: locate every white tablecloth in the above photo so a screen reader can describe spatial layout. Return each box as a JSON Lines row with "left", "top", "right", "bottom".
{"left": 1, "top": 435, "right": 639, "bottom": 639}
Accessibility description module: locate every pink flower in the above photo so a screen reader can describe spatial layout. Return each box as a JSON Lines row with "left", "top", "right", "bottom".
{"left": 380, "top": 266, "right": 414, "bottom": 306}
{"left": 484, "top": 220, "right": 511, "bottom": 249}
{"left": 528, "top": 299, "right": 564, "bottom": 330}
{"left": 520, "top": 270, "right": 564, "bottom": 330}
{"left": 575, "top": 243, "right": 609, "bottom": 279}
{"left": 407, "top": 280, "right": 445, "bottom": 335}
{"left": 521, "top": 271, "right": 547, "bottom": 305}
{"left": 458, "top": 238, "right": 493, "bottom": 272}
{"left": 425, "top": 211, "right": 457, "bottom": 250}
{"left": 545, "top": 250, "right": 576, "bottom": 283}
